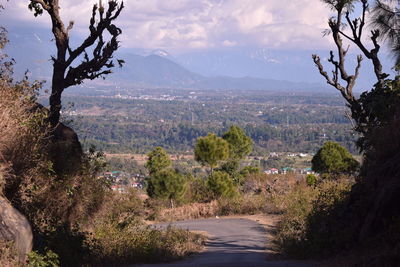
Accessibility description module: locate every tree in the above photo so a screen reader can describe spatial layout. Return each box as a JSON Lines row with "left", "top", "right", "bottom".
{"left": 28, "top": 0, "right": 124, "bottom": 126}
{"left": 147, "top": 169, "right": 187, "bottom": 208}
{"left": 314, "top": 0, "right": 400, "bottom": 245}
{"left": 206, "top": 171, "right": 237, "bottom": 199}
{"left": 222, "top": 126, "right": 253, "bottom": 160}
{"left": 145, "top": 147, "right": 172, "bottom": 175}
{"left": 312, "top": 141, "right": 359, "bottom": 175}
{"left": 371, "top": 0, "right": 400, "bottom": 67}
{"left": 194, "top": 133, "right": 229, "bottom": 172}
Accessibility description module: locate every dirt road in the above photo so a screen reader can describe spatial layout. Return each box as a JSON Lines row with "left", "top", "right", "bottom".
{"left": 137, "top": 218, "right": 311, "bottom": 267}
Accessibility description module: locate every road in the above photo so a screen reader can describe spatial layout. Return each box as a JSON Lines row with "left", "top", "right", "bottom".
{"left": 137, "top": 218, "right": 311, "bottom": 267}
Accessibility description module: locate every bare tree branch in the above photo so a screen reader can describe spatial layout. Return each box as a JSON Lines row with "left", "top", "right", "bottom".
{"left": 28, "top": 0, "right": 124, "bottom": 125}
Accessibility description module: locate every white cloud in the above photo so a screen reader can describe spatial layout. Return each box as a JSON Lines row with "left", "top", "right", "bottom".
{"left": 3, "top": 0, "right": 333, "bottom": 53}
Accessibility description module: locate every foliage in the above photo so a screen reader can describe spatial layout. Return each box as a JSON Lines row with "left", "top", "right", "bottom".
{"left": 27, "top": 250, "right": 59, "bottom": 267}
{"left": 275, "top": 179, "right": 353, "bottom": 258}
{"left": 186, "top": 177, "right": 214, "bottom": 203}
{"left": 66, "top": 94, "right": 358, "bottom": 155}
{"left": 194, "top": 133, "right": 229, "bottom": 170}
{"left": 90, "top": 222, "right": 204, "bottom": 265}
{"left": 87, "top": 191, "right": 204, "bottom": 265}
{"left": 222, "top": 125, "right": 253, "bottom": 160}
{"left": 206, "top": 171, "right": 237, "bottom": 198}
{"left": 371, "top": 0, "right": 400, "bottom": 67}
{"left": 311, "top": 141, "right": 359, "bottom": 175}
{"left": 0, "top": 241, "right": 20, "bottom": 267}
{"left": 147, "top": 169, "right": 187, "bottom": 207}
{"left": 145, "top": 147, "right": 172, "bottom": 175}
{"left": 306, "top": 174, "right": 318, "bottom": 187}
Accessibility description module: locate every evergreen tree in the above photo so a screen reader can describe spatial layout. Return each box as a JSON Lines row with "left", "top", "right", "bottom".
{"left": 147, "top": 169, "right": 187, "bottom": 208}
{"left": 194, "top": 133, "right": 229, "bottom": 172}
{"left": 222, "top": 126, "right": 253, "bottom": 160}
{"left": 312, "top": 141, "right": 359, "bottom": 175}
{"left": 145, "top": 147, "right": 172, "bottom": 175}
{"left": 207, "top": 171, "right": 237, "bottom": 199}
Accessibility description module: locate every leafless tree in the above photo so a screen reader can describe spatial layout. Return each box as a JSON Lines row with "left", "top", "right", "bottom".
{"left": 312, "top": 0, "right": 389, "bottom": 136}
{"left": 28, "top": 0, "right": 124, "bottom": 126}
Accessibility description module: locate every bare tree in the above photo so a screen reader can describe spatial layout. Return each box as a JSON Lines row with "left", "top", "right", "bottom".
{"left": 312, "top": 0, "right": 389, "bottom": 137}
{"left": 28, "top": 0, "right": 124, "bottom": 126}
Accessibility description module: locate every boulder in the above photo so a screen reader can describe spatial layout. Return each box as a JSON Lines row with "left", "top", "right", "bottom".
{"left": 0, "top": 197, "right": 32, "bottom": 261}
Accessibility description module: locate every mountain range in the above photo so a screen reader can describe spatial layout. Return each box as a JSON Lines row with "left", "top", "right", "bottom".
{"left": 7, "top": 26, "right": 382, "bottom": 93}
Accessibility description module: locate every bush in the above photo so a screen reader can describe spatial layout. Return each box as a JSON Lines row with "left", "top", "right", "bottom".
{"left": 89, "top": 219, "right": 204, "bottom": 265}
{"left": 311, "top": 141, "right": 359, "bottom": 175}
{"left": 275, "top": 179, "right": 353, "bottom": 258}
{"left": 207, "top": 171, "right": 238, "bottom": 198}
{"left": 27, "top": 250, "right": 59, "bottom": 267}
{"left": 306, "top": 174, "right": 317, "bottom": 187}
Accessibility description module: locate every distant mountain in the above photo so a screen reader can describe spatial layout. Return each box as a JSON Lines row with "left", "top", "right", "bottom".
{"left": 111, "top": 53, "right": 202, "bottom": 88}
{"left": 5, "top": 27, "right": 329, "bottom": 92}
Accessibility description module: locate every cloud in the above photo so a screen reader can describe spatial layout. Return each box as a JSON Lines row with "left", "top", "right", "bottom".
{"left": 2, "top": 0, "right": 333, "bottom": 53}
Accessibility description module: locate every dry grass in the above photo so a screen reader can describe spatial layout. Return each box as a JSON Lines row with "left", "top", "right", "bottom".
{"left": 0, "top": 241, "right": 21, "bottom": 267}
{"left": 156, "top": 201, "right": 220, "bottom": 222}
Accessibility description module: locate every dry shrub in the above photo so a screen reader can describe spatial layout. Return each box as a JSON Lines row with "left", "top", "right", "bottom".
{"left": 156, "top": 201, "right": 219, "bottom": 222}
{"left": 0, "top": 79, "right": 110, "bottom": 265}
{"left": 218, "top": 193, "right": 266, "bottom": 216}
{"left": 90, "top": 223, "right": 204, "bottom": 265}
{"left": 86, "top": 190, "right": 205, "bottom": 265}
{"left": 274, "top": 179, "right": 353, "bottom": 258}
{"left": 0, "top": 241, "right": 20, "bottom": 267}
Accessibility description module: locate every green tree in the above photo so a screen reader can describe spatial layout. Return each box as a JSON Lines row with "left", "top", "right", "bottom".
{"left": 206, "top": 171, "right": 237, "bottom": 199}
{"left": 311, "top": 141, "right": 359, "bottom": 175}
{"left": 222, "top": 126, "right": 253, "bottom": 160}
{"left": 147, "top": 169, "right": 187, "bottom": 208}
{"left": 194, "top": 133, "right": 229, "bottom": 172}
{"left": 145, "top": 147, "right": 172, "bottom": 175}
{"left": 371, "top": 0, "right": 400, "bottom": 67}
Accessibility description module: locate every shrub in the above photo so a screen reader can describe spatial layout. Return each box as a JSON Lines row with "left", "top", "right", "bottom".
{"left": 306, "top": 174, "right": 317, "bottom": 187}
{"left": 275, "top": 179, "right": 354, "bottom": 258}
{"left": 311, "top": 141, "right": 359, "bottom": 176}
{"left": 27, "top": 250, "right": 59, "bottom": 267}
{"left": 207, "top": 171, "right": 237, "bottom": 198}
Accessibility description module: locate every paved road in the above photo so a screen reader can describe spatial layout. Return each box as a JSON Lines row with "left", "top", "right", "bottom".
{"left": 137, "top": 218, "right": 311, "bottom": 267}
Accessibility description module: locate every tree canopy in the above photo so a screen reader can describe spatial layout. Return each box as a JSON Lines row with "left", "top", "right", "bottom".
{"left": 311, "top": 141, "right": 359, "bottom": 175}
{"left": 206, "top": 171, "right": 237, "bottom": 198}
{"left": 194, "top": 133, "right": 229, "bottom": 171}
{"left": 222, "top": 125, "right": 253, "bottom": 160}
{"left": 145, "top": 147, "right": 172, "bottom": 175}
{"left": 146, "top": 169, "right": 187, "bottom": 207}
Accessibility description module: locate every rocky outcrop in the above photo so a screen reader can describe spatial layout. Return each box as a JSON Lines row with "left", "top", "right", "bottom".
{"left": 0, "top": 196, "right": 32, "bottom": 261}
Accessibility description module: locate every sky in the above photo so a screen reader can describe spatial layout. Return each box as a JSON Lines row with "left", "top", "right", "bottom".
{"left": 0, "top": 0, "right": 395, "bottom": 89}
{"left": 2, "top": 0, "right": 334, "bottom": 53}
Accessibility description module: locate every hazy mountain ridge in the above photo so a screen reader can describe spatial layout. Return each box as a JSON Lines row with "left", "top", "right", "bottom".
{"left": 6, "top": 29, "right": 328, "bottom": 92}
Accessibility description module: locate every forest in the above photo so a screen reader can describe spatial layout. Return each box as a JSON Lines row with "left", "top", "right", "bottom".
{"left": 56, "top": 91, "right": 358, "bottom": 154}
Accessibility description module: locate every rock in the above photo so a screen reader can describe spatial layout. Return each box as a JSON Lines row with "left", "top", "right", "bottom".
{"left": 0, "top": 197, "right": 32, "bottom": 262}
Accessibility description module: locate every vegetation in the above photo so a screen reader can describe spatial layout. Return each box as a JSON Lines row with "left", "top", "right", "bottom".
{"left": 194, "top": 133, "right": 229, "bottom": 172}
{"left": 275, "top": 0, "right": 400, "bottom": 264}
{"left": 147, "top": 169, "right": 187, "bottom": 208}
{"left": 311, "top": 141, "right": 359, "bottom": 176}
{"left": 64, "top": 94, "right": 358, "bottom": 155}
{"left": 222, "top": 125, "right": 253, "bottom": 160}
{"left": 145, "top": 147, "right": 172, "bottom": 175}
{"left": 206, "top": 171, "right": 237, "bottom": 199}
